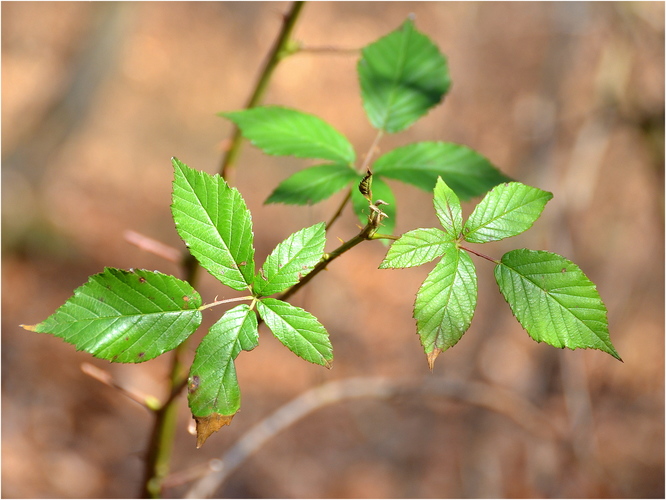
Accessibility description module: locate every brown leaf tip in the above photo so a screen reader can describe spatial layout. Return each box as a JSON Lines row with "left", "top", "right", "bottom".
{"left": 426, "top": 348, "right": 442, "bottom": 371}
{"left": 194, "top": 412, "right": 235, "bottom": 448}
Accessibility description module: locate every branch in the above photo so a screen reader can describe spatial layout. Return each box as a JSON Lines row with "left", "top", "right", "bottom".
{"left": 182, "top": 376, "right": 565, "bottom": 498}
{"left": 81, "top": 362, "right": 161, "bottom": 411}
{"left": 219, "top": 1, "right": 305, "bottom": 182}
{"left": 279, "top": 209, "right": 387, "bottom": 303}
{"left": 140, "top": 3, "right": 306, "bottom": 497}
{"left": 124, "top": 230, "right": 181, "bottom": 264}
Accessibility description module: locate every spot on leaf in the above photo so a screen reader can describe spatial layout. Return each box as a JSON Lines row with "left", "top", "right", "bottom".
{"left": 188, "top": 375, "right": 200, "bottom": 394}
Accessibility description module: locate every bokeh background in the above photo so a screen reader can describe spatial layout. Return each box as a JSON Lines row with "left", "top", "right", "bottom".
{"left": 3, "top": 2, "right": 664, "bottom": 498}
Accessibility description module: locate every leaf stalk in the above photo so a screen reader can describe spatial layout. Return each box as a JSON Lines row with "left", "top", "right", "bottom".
{"left": 460, "top": 244, "right": 499, "bottom": 264}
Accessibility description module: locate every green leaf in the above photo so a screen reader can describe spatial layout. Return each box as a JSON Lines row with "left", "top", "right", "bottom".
{"left": 414, "top": 246, "right": 477, "bottom": 369}
{"left": 433, "top": 177, "right": 463, "bottom": 237}
{"left": 379, "top": 227, "right": 451, "bottom": 269}
{"left": 188, "top": 304, "right": 258, "bottom": 447}
{"left": 257, "top": 298, "right": 332, "bottom": 367}
{"left": 254, "top": 222, "right": 326, "bottom": 296}
{"left": 351, "top": 175, "right": 396, "bottom": 236}
{"left": 464, "top": 183, "right": 553, "bottom": 243}
{"left": 265, "top": 163, "right": 359, "bottom": 205}
{"left": 23, "top": 268, "right": 202, "bottom": 363}
{"left": 171, "top": 158, "right": 255, "bottom": 291}
{"left": 358, "top": 18, "right": 451, "bottom": 133}
{"left": 188, "top": 304, "right": 258, "bottom": 419}
{"left": 221, "top": 106, "right": 355, "bottom": 164}
{"left": 494, "top": 249, "right": 621, "bottom": 360}
{"left": 372, "top": 142, "right": 511, "bottom": 200}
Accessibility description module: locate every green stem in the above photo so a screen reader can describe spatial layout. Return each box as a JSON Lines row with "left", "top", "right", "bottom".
{"left": 140, "top": 3, "right": 306, "bottom": 497}
{"left": 220, "top": 1, "right": 305, "bottom": 182}
{"left": 326, "top": 188, "right": 352, "bottom": 229}
{"left": 141, "top": 348, "right": 186, "bottom": 498}
{"left": 278, "top": 217, "right": 383, "bottom": 303}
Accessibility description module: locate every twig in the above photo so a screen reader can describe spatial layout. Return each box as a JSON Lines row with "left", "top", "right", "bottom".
{"left": 183, "top": 376, "right": 565, "bottom": 498}
{"left": 219, "top": 1, "right": 305, "bottom": 182}
{"left": 124, "top": 230, "right": 182, "bottom": 264}
{"left": 279, "top": 210, "right": 387, "bottom": 303}
{"left": 296, "top": 45, "right": 360, "bottom": 55}
{"left": 81, "top": 362, "right": 161, "bottom": 411}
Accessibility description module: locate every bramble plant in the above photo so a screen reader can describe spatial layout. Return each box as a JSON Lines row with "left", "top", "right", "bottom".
{"left": 22, "top": 16, "right": 621, "bottom": 457}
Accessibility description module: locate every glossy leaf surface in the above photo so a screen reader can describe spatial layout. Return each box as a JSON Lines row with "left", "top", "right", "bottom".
{"left": 433, "top": 176, "right": 463, "bottom": 238}
{"left": 254, "top": 222, "right": 326, "bottom": 296}
{"left": 495, "top": 249, "right": 621, "bottom": 360}
{"left": 172, "top": 158, "right": 255, "bottom": 291}
{"left": 414, "top": 246, "right": 477, "bottom": 369}
{"left": 24, "top": 268, "right": 202, "bottom": 363}
{"left": 464, "top": 183, "right": 553, "bottom": 243}
{"left": 373, "top": 142, "right": 511, "bottom": 200}
{"left": 188, "top": 304, "right": 258, "bottom": 447}
{"left": 257, "top": 298, "right": 332, "bottom": 367}
{"left": 221, "top": 106, "right": 355, "bottom": 164}
{"left": 265, "top": 163, "right": 360, "bottom": 205}
{"left": 379, "top": 227, "right": 451, "bottom": 269}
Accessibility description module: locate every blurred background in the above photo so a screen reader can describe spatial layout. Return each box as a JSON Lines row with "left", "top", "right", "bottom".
{"left": 2, "top": 2, "right": 663, "bottom": 498}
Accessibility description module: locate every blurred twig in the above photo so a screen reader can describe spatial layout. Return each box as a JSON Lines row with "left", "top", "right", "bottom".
{"left": 124, "top": 230, "right": 182, "bottom": 264}
{"left": 219, "top": 1, "right": 305, "bottom": 183}
{"left": 81, "top": 362, "right": 162, "bottom": 411}
{"left": 182, "top": 376, "right": 565, "bottom": 498}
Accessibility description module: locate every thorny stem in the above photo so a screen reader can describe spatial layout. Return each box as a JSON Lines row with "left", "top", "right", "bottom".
{"left": 141, "top": 3, "right": 305, "bottom": 498}
{"left": 279, "top": 211, "right": 389, "bottom": 303}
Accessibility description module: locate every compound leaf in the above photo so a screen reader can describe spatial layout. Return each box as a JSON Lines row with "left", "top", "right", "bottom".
{"left": 414, "top": 246, "right": 477, "bottom": 369}
{"left": 379, "top": 227, "right": 451, "bottom": 269}
{"left": 188, "top": 304, "right": 258, "bottom": 447}
{"left": 254, "top": 222, "right": 326, "bottom": 296}
{"left": 358, "top": 19, "right": 450, "bottom": 133}
{"left": 221, "top": 106, "right": 355, "bottom": 164}
{"left": 433, "top": 176, "right": 463, "bottom": 237}
{"left": 464, "top": 183, "right": 553, "bottom": 243}
{"left": 257, "top": 298, "right": 332, "bottom": 367}
{"left": 172, "top": 158, "right": 255, "bottom": 291}
{"left": 372, "top": 142, "right": 511, "bottom": 200}
{"left": 495, "top": 249, "right": 621, "bottom": 360}
{"left": 22, "top": 268, "right": 202, "bottom": 363}
{"left": 265, "top": 163, "right": 359, "bottom": 205}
